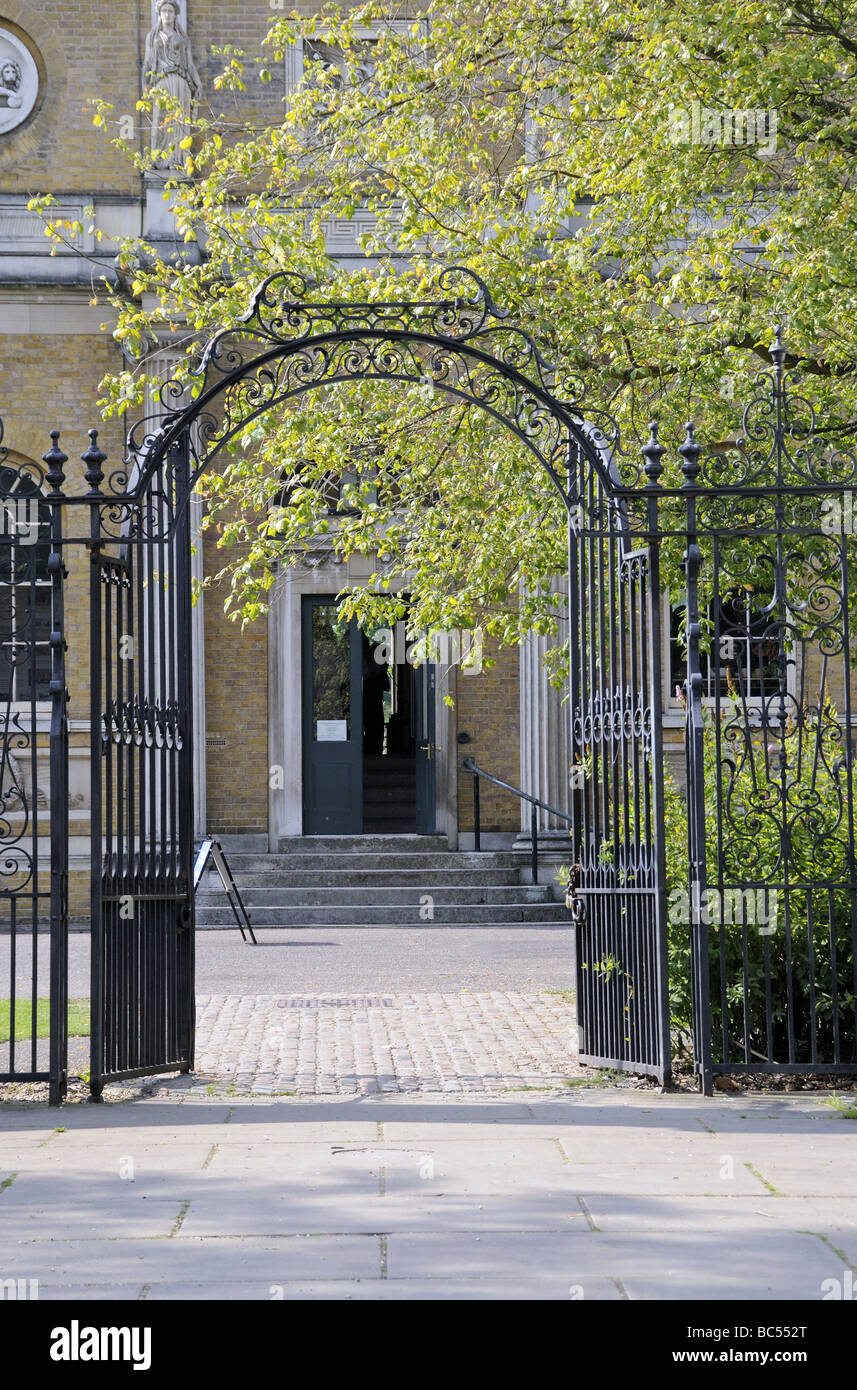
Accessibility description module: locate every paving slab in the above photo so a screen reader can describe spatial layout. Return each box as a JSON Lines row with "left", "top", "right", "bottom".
{"left": 177, "top": 1193, "right": 593, "bottom": 1237}
{"left": 28, "top": 1284, "right": 149, "bottom": 1301}
{"left": 553, "top": 1160, "right": 768, "bottom": 1196}
{"left": 578, "top": 1193, "right": 827, "bottom": 1233}
{"left": 385, "top": 1228, "right": 845, "bottom": 1299}
{"left": 0, "top": 1234, "right": 381, "bottom": 1284}
{"left": 601, "top": 1231, "right": 848, "bottom": 1301}
{"left": 734, "top": 1160, "right": 857, "bottom": 1197}
{"left": 143, "top": 1276, "right": 621, "bottom": 1300}
{"left": 0, "top": 1198, "right": 186, "bottom": 1240}
{"left": 0, "top": 1104, "right": 235, "bottom": 1132}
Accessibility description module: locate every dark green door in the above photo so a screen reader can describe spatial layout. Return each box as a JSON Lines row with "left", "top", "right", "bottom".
{"left": 302, "top": 596, "right": 363, "bottom": 834}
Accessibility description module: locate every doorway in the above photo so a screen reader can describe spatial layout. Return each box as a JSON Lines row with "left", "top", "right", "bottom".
{"left": 301, "top": 596, "right": 436, "bottom": 834}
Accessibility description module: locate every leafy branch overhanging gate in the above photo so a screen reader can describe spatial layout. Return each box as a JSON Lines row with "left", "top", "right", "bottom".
{"left": 0, "top": 271, "right": 855, "bottom": 1101}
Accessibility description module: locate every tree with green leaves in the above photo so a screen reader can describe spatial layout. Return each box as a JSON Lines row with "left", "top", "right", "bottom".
{"left": 33, "top": 0, "right": 857, "bottom": 657}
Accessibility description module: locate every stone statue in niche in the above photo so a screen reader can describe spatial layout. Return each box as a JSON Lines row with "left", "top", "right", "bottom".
{"left": 145, "top": 0, "right": 201, "bottom": 168}
{"left": 0, "top": 60, "right": 22, "bottom": 110}
{"left": 0, "top": 25, "right": 39, "bottom": 134}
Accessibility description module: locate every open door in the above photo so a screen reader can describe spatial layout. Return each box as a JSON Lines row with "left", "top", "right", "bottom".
{"left": 301, "top": 596, "right": 363, "bottom": 833}
{"left": 301, "top": 599, "right": 437, "bottom": 835}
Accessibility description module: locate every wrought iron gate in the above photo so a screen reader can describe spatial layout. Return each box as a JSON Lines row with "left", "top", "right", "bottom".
{"left": 4, "top": 273, "right": 857, "bottom": 1106}
{"left": 568, "top": 436, "right": 672, "bottom": 1084}
{"left": 86, "top": 432, "right": 195, "bottom": 1096}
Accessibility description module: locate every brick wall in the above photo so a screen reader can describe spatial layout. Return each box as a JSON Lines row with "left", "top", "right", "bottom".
{"left": 0, "top": 0, "right": 139, "bottom": 192}
{"left": 0, "top": 0, "right": 308, "bottom": 196}
{"left": 202, "top": 523, "right": 268, "bottom": 833}
{"left": 455, "top": 638, "right": 520, "bottom": 832}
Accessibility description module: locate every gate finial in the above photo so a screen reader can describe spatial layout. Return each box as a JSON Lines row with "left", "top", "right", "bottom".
{"left": 642, "top": 420, "right": 664, "bottom": 484}
{"left": 43, "top": 429, "right": 68, "bottom": 494}
{"left": 770, "top": 324, "right": 787, "bottom": 372}
{"left": 82, "top": 428, "right": 106, "bottom": 494}
{"left": 679, "top": 421, "right": 701, "bottom": 484}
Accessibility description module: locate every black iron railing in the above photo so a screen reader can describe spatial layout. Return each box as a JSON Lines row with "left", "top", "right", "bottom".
{"left": 461, "top": 755, "right": 572, "bottom": 885}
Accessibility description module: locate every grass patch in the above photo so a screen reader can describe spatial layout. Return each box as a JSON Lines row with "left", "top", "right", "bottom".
{"left": 566, "top": 1069, "right": 621, "bottom": 1089}
{"left": 824, "top": 1093, "right": 857, "bottom": 1119}
{"left": 0, "top": 999, "right": 90, "bottom": 1044}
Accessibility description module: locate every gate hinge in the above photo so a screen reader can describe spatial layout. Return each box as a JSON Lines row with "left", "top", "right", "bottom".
{"left": 564, "top": 862, "right": 583, "bottom": 918}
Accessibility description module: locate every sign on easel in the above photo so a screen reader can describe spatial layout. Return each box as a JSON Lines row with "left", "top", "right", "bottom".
{"left": 193, "top": 839, "right": 257, "bottom": 944}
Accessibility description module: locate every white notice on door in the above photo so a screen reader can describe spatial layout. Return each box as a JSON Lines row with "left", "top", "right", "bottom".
{"left": 317, "top": 719, "right": 348, "bottom": 741}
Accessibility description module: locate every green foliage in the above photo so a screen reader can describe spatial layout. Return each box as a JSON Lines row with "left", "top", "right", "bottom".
{"left": 26, "top": 1, "right": 857, "bottom": 656}
{"left": 665, "top": 699, "right": 856, "bottom": 1064}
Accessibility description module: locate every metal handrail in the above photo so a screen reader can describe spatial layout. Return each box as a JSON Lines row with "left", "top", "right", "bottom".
{"left": 462, "top": 755, "right": 572, "bottom": 885}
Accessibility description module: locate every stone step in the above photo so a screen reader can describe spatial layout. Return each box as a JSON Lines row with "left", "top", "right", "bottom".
{"left": 276, "top": 834, "right": 449, "bottom": 853}
{"left": 207, "top": 834, "right": 269, "bottom": 854}
{"left": 225, "top": 851, "right": 525, "bottom": 872}
{"left": 197, "top": 867, "right": 524, "bottom": 889}
{"left": 194, "top": 902, "right": 570, "bottom": 926}
{"left": 196, "top": 836, "right": 567, "bottom": 930}
{"left": 197, "top": 884, "right": 552, "bottom": 908}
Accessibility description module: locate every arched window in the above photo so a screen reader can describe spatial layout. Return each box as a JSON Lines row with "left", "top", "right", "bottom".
{"left": 0, "top": 461, "right": 51, "bottom": 705}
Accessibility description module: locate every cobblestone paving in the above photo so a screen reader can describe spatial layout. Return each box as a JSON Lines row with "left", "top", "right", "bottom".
{"left": 189, "top": 992, "right": 580, "bottom": 1095}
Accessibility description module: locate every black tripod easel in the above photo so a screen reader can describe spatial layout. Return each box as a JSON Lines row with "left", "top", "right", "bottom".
{"left": 193, "top": 839, "right": 257, "bottom": 944}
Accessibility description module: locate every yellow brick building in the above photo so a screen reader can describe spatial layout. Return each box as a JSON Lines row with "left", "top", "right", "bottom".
{"left": 1, "top": 0, "right": 590, "bottom": 899}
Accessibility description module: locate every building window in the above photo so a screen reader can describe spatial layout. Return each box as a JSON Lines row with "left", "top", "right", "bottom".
{"left": 668, "top": 588, "right": 783, "bottom": 707}
{"left": 0, "top": 466, "right": 51, "bottom": 706}
{"left": 285, "top": 21, "right": 425, "bottom": 97}
{"left": 304, "top": 37, "right": 378, "bottom": 91}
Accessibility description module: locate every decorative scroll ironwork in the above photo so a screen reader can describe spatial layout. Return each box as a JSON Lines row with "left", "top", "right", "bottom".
{"left": 124, "top": 266, "right": 622, "bottom": 516}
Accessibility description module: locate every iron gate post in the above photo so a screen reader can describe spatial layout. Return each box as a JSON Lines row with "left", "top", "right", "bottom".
{"left": 84, "top": 431, "right": 107, "bottom": 1100}
{"left": 681, "top": 424, "right": 714, "bottom": 1095}
{"left": 45, "top": 432, "right": 69, "bottom": 1106}
{"left": 565, "top": 435, "right": 585, "bottom": 1061}
{"left": 171, "top": 430, "right": 196, "bottom": 1072}
{"left": 642, "top": 425, "right": 672, "bottom": 1085}
{"left": 566, "top": 434, "right": 583, "bottom": 869}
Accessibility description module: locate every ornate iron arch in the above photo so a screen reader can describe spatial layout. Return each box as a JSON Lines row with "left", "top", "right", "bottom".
{"left": 121, "top": 267, "right": 622, "bottom": 513}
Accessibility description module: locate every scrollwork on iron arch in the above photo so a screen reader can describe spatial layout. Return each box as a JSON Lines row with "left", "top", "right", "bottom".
{"left": 94, "top": 472, "right": 179, "bottom": 545}
{"left": 122, "top": 266, "right": 621, "bottom": 517}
